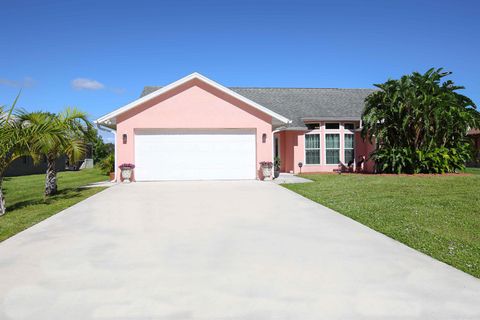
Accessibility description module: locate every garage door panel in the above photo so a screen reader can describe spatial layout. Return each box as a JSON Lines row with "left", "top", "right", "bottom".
{"left": 134, "top": 130, "right": 256, "bottom": 181}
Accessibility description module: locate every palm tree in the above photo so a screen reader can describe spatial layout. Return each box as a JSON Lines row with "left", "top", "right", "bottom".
{"left": 19, "top": 108, "right": 93, "bottom": 196}
{"left": 0, "top": 95, "right": 61, "bottom": 215}
{"left": 362, "top": 68, "right": 480, "bottom": 173}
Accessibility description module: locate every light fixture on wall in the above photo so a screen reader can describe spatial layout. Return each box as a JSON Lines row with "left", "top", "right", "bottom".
{"left": 122, "top": 134, "right": 127, "bottom": 144}
{"left": 262, "top": 133, "right": 267, "bottom": 143}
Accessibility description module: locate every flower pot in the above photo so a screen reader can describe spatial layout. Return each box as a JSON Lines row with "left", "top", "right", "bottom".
{"left": 262, "top": 166, "right": 273, "bottom": 180}
{"left": 274, "top": 168, "right": 280, "bottom": 179}
{"left": 109, "top": 172, "right": 115, "bottom": 181}
{"left": 121, "top": 168, "right": 133, "bottom": 183}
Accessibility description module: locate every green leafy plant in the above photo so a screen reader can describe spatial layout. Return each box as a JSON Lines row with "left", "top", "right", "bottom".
{"left": 19, "top": 108, "right": 93, "bottom": 196}
{"left": 274, "top": 157, "right": 281, "bottom": 170}
{"left": 0, "top": 94, "right": 63, "bottom": 215}
{"left": 98, "top": 153, "right": 115, "bottom": 175}
{"left": 362, "top": 68, "right": 480, "bottom": 173}
{"left": 90, "top": 128, "right": 114, "bottom": 163}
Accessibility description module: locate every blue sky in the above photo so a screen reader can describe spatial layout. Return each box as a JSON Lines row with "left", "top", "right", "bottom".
{"left": 1, "top": 0, "right": 479, "bottom": 142}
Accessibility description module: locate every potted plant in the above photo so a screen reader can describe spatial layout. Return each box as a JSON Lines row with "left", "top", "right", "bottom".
{"left": 274, "top": 157, "right": 281, "bottom": 179}
{"left": 259, "top": 161, "right": 273, "bottom": 180}
{"left": 119, "top": 163, "right": 135, "bottom": 183}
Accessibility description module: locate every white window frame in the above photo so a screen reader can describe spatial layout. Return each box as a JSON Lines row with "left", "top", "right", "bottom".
{"left": 305, "top": 133, "right": 321, "bottom": 165}
{"left": 325, "top": 133, "right": 341, "bottom": 165}
{"left": 344, "top": 133, "right": 355, "bottom": 164}
{"left": 324, "top": 123, "right": 341, "bottom": 165}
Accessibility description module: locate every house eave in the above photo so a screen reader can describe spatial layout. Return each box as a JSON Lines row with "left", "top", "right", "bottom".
{"left": 275, "top": 126, "right": 309, "bottom": 132}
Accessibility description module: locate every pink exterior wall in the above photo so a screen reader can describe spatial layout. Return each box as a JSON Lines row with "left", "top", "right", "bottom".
{"left": 115, "top": 79, "right": 273, "bottom": 180}
{"left": 276, "top": 130, "right": 304, "bottom": 173}
{"left": 276, "top": 122, "right": 376, "bottom": 174}
{"left": 355, "top": 132, "right": 376, "bottom": 172}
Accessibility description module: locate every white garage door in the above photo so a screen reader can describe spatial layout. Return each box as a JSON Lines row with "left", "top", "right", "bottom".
{"left": 134, "top": 129, "right": 256, "bottom": 181}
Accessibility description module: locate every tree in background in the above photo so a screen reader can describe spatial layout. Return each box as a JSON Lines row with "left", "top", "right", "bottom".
{"left": 20, "top": 108, "right": 93, "bottom": 196}
{"left": 362, "top": 68, "right": 480, "bottom": 174}
{"left": 91, "top": 129, "right": 114, "bottom": 164}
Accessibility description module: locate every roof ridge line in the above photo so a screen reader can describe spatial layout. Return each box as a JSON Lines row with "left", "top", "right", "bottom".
{"left": 144, "top": 86, "right": 375, "bottom": 90}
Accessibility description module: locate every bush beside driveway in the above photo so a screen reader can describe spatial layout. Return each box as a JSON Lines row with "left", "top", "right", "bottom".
{"left": 283, "top": 172, "right": 480, "bottom": 278}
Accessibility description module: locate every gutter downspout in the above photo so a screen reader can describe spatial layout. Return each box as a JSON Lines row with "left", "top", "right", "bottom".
{"left": 96, "top": 122, "right": 117, "bottom": 183}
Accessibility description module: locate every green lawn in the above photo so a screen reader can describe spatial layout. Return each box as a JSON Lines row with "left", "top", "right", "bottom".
{"left": 0, "top": 168, "right": 108, "bottom": 242}
{"left": 464, "top": 167, "right": 480, "bottom": 175}
{"left": 284, "top": 173, "right": 480, "bottom": 278}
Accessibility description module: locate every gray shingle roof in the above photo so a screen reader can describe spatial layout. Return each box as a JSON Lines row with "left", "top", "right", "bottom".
{"left": 141, "top": 86, "right": 376, "bottom": 129}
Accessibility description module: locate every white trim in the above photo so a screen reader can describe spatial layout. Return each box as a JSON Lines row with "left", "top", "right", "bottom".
{"left": 96, "top": 72, "right": 291, "bottom": 126}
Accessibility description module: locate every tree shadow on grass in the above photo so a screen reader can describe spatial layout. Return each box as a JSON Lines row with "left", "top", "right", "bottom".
{"left": 5, "top": 187, "right": 84, "bottom": 212}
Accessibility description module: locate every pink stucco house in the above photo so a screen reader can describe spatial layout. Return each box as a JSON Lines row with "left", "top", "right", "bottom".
{"left": 96, "top": 73, "right": 376, "bottom": 181}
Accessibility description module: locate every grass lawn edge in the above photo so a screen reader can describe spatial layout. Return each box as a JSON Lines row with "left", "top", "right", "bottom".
{"left": 0, "top": 169, "right": 110, "bottom": 242}
{"left": 282, "top": 173, "right": 480, "bottom": 278}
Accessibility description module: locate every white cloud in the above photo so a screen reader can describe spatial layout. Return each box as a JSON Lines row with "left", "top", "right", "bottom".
{"left": 0, "top": 77, "right": 35, "bottom": 88}
{"left": 71, "top": 78, "right": 105, "bottom": 90}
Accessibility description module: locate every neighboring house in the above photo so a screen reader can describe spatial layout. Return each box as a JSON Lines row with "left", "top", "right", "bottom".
{"left": 5, "top": 155, "right": 67, "bottom": 177}
{"left": 5, "top": 143, "right": 94, "bottom": 177}
{"left": 96, "top": 73, "right": 376, "bottom": 181}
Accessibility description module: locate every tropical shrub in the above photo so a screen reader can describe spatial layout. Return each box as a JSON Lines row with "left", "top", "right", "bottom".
{"left": 99, "top": 153, "right": 115, "bottom": 175}
{"left": 362, "top": 68, "right": 480, "bottom": 174}
{"left": 91, "top": 129, "right": 114, "bottom": 163}
{"left": 0, "top": 95, "right": 62, "bottom": 215}
{"left": 19, "top": 108, "right": 93, "bottom": 196}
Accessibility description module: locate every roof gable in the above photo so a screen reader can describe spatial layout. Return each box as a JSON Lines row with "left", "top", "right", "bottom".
{"left": 96, "top": 73, "right": 291, "bottom": 127}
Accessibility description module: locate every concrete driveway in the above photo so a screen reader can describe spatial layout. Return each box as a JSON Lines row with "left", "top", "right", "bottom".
{"left": 0, "top": 181, "right": 479, "bottom": 319}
